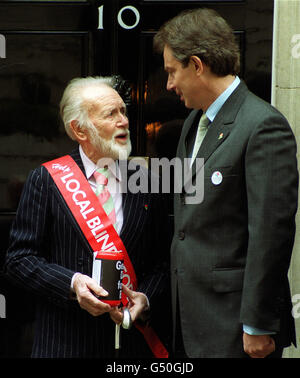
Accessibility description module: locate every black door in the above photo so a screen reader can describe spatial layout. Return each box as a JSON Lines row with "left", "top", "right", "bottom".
{"left": 0, "top": 0, "right": 96, "bottom": 357}
{"left": 98, "top": 0, "right": 274, "bottom": 157}
{"left": 0, "top": 0, "right": 274, "bottom": 357}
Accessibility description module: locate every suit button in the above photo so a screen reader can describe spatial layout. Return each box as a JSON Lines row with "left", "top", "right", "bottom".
{"left": 178, "top": 231, "right": 185, "bottom": 240}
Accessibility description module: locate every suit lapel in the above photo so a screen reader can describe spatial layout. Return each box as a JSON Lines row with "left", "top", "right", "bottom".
{"left": 190, "top": 81, "right": 249, "bottom": 177}
{"left": 49, "top": 147, "right": 95, "bottom": 256}
{"left": 70, "top": 147, "right": 85, "bottom": 174}
{"left": 177, "top": 110, "right": 201, "bottom": 159}
{"left": 49, "top": 148, "right": 150, "bottom": 258}
{"left": 190, "top": 117, "right": 231, "bottom": 177}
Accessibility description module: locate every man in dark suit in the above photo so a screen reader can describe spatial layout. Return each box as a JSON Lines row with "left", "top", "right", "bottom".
{"left": 154, "top": 8, "right": 298, "bottom": 358}
{"left": 4, "top": 76, "right": 170, "bottom": 358}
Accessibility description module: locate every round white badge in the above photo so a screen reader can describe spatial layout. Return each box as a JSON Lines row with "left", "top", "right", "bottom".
{"left": 211, "top": 171, "right": 223, "bottom": 185}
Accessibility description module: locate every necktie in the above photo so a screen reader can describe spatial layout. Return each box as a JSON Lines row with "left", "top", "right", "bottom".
{"left": 93, "top": 167, "right": 117, "bottom": 230}
{"left": 191, "top": 113, "right": 210, "bottom": 165}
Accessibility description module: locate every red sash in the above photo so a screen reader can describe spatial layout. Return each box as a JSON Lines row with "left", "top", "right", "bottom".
{"left": 43, "top": 155, "right": 168, "bottom": 358}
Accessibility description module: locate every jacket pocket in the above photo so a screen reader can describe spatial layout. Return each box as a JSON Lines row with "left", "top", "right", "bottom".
{"left": 212, "top": 267, "right": 245, "bottom": 293}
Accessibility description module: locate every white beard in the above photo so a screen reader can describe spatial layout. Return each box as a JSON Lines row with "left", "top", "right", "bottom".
{"left": 89, "top": 125, "right": 132, "bottom": 161}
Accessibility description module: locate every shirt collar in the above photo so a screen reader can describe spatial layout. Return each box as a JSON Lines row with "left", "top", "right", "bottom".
{"left": 79, "top": 145, "right": 122, "bottom": 182}
{"left": 206, "top": 76, "right": 240, "bottom": 122}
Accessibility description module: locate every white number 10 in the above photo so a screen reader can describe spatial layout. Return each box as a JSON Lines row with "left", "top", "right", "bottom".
{"left": 98, "top": 5, "right": 140, "bottom": 30}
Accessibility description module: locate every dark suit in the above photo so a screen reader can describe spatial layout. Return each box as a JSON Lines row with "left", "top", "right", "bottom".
{"left": 171, "top": 81, "right": 298, "bottom": 357}
{"left": 5, "top": 148, "right": 171, "bottom": 358}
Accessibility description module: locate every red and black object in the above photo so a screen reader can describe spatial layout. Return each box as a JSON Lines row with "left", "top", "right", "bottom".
{"left": 93, "top": 250, "right": 124, "bottom": 306}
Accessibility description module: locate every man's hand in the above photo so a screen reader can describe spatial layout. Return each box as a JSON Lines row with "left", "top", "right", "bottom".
{"left": 109, "top": 284, "right": 149, "bottom": 324}
{"left": 243, "top": 332, "right": 276, "bottom": 358}
{"left": 73, "top": 273, "right": 111, "bottom": 316}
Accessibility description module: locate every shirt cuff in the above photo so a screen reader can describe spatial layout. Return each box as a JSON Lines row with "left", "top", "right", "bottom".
{"left": 243, "top": 324, "right": 276, "bottom": 335}
{"left": 70, "top": 272, "right": 81, "bottom": 298}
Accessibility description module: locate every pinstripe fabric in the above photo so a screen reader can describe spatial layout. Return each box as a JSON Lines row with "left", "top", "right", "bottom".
{"left": 5, "top": 147, "right": 171, "bottom": 358}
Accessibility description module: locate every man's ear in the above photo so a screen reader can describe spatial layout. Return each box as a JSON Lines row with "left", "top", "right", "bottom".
{"left": 70, "top": 120, "right": 88, "bottom": 141}
{"left": 190, "top": 55, "right": 204, "bottom": 76}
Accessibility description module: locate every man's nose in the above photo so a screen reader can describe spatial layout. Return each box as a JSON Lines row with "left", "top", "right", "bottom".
{"left": 117, "top": 113, "right": 129, "bottom": 128}
{"left": 166, "top": 77, "right": 175, "bottom": 92}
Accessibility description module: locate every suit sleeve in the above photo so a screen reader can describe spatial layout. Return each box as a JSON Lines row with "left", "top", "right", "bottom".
{"left": 4, "top": 167, "right": 75, "bottom": 305}
{"left": 240, "top": 112, "right": 298, "bottom": 331}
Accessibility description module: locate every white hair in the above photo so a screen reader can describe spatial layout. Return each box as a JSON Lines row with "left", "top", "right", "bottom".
{"left": 60, "top": 76, "right": 116, "bottom": 140}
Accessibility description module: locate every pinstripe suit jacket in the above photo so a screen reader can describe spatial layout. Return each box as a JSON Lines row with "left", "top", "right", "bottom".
{"left": 5, "top": 147, "right": 171, "bottom": 358}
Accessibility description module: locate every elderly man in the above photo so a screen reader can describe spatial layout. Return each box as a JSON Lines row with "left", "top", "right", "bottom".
{"left": 5, "top": 76, "right": 170, "bottom": 358}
